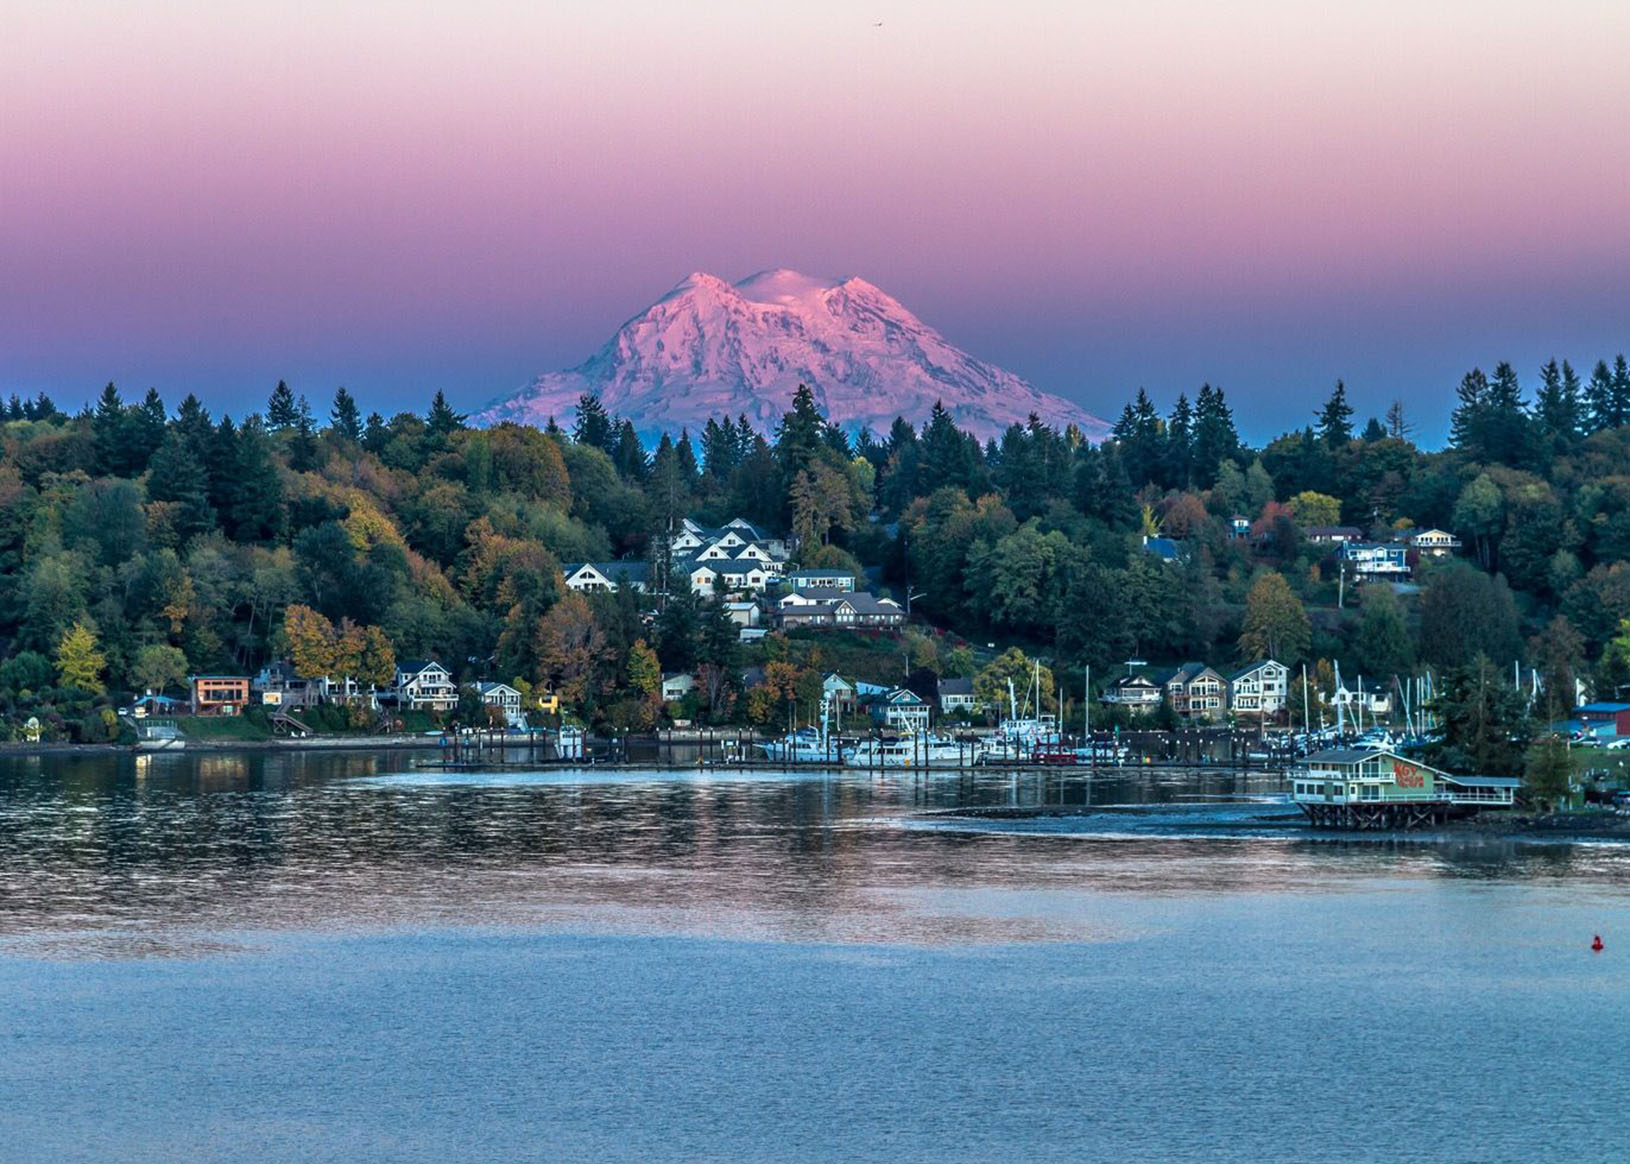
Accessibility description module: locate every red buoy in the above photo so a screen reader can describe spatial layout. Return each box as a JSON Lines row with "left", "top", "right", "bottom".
{"left": 1592, "top": 935, "right": 1604, "bottom": 952}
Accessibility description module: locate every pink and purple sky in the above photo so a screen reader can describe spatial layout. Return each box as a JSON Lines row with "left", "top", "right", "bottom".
{"left": 5, "top": 0, "right": 1628, "bottom": 441}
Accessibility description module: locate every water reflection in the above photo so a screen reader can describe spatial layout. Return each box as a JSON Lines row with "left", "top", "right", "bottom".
{"left": 2, "top": 752, "right": 1627, "bottom": 956}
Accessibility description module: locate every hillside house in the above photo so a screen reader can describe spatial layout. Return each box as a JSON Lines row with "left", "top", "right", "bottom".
{"left": 1303, "top": 526, "right": 1364, "bottom": 544}
{"left": 774, "top": 592, "right": 904, "bottom": 630}
{"left": 1404, "top": 528, "right": 1462, "bottom": 557}
{"left": 1160, "top": 663, "right": 1227, "bottom": 721}
{"left": 937, "top": 676, "right": 981, "bottom": 716}
{"left": 1100, "top": 673, "right": 1162, "bottom": 716}
{"left": 1228, "top": 659, "right": 1290, "bottom": 718}
{"left": 563, "top": 561, "right": 650, "bottom": 593}
{"left": 661, "top": 672, "right": 697, "bottom": 701}
{"left": 787, "top": 569, "right": 856, "bottom": 592}
{"left": 1340, "top": 542, "right": 1411, "bottom": 580}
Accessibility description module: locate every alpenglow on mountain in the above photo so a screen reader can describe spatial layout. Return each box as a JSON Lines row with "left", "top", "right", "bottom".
{"left": 475, "top": 269, "right": 1108, "bottom": 442}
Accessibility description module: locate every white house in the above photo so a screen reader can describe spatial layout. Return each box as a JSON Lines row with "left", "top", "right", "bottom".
{"left": 866, "top": 687, "right": 931, "bottom": 733}
{"left": 787, "top": 569, "right": 856, "bottom": 592}
{"left": 1228, "top": 659, "right": 1290, "bottom": 718}
{"left": 723, "top": 601, "right": 760, "bottom": 629}
{"left": 1100, "top": 674, "right": 1162, "bottom": 716}
{"left": 937, "top": 676, "right": 980, "bottom": 716}
{"left": 395, "top": 660, "right": 458, "bottom": 712}
{"left": 1332, "top": 677, "right": 1393, "bottom": 718}
{"left": 1340, "top": 542, "right": 1411, "bottom": 580}
{"left": 474, "top": 681, "right": 525, "bottom": 728}
{"left": 1406, "top": 528, "right": 1462, "bottom": 557}
{"left": 660, "top": 672, "right": 697, "bottom": 701}
{"left": 563, "top": 561, "right": 650, "bottom": 593}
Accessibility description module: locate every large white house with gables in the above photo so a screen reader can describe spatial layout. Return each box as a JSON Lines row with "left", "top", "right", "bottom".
{"left": 394, "top": 660, "right": 458, "bottom": 712}
{"left": 667, "top": 518, "right": 789, "bottom": 596}
{"left": 1228, "top": 659, "right": 1290, "bottom": 718}
{"left": 562, "top": 561, "right": 650, "bottom": 593}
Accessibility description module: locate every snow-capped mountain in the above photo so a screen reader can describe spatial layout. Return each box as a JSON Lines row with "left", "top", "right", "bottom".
{"left": 475, "top": 269, "right": 1108, "bottom": 442}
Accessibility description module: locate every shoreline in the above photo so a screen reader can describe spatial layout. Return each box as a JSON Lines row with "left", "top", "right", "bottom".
{"left": 0, "top": 734, "right": 450, "bottom": 757}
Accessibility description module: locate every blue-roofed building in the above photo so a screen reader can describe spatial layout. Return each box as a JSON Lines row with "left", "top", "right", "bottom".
{"left": 1141, "top": 535, "right": 1185, "bottom": 563}
{"left": 1577, "top": 702, "right": 1630, "bottom": 737}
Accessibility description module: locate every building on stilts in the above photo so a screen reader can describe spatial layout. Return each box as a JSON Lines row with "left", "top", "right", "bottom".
{"left": 1291, "top": 747, "right": 1520, "bottom": 830}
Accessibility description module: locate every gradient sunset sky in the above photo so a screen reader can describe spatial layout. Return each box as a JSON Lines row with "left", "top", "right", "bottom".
{"left": 5, "top": 0, "right": 1628, "bottom": 440}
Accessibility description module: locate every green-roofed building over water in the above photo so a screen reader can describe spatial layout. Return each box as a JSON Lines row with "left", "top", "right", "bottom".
{"left": 1291, "top": 747, "right": 1520, "bottom": 830}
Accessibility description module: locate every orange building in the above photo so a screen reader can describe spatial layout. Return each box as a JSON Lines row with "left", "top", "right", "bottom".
{"left": 190, "top": 675, "right": 251, "bottom": 716}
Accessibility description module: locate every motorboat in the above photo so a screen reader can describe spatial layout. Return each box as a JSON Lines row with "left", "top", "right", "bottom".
{"left": 844, "top": 733, "right": 983, "bottom": 769}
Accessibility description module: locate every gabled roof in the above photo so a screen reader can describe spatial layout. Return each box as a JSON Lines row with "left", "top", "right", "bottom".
{"left": 396, "top": 659, "right": 446, "bottom": 676}
{"left": 564, "top": 560, "right": 650, "bottom": 583}
{"left": 938, "top": 676, "right": 975, "bottom": 696}
{"left": 788, "top": 568, "right": 854, "bottom": 578}
{"left": 1160, "top": 662, "right": 1221, "bottom": 685}
{"left": 475, "top": 681, "right": 520, "bottom": 696}
{"left": 1142, "top": 536, "right": 1184, "bottom": 561}
{"left": 1229, "top": 658, "right": 1287, "bottom": 681}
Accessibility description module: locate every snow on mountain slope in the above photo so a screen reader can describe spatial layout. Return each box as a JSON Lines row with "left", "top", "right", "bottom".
{"left": 474, "top": 269, "right": 1108, "bottom": 442}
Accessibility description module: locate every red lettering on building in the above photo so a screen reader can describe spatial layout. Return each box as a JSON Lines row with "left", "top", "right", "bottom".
{"left": 1393, "top": 761, "right": 1424, "bottom": 789}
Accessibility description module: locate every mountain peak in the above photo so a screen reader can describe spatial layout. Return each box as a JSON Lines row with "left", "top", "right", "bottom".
{"left": 475, "top": 270, "right": 1108, "bottom": 442}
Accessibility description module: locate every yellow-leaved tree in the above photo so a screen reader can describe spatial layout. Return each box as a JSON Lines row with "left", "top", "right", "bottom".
{"left": 56, "top": 621, "right": 107, "bottom": 694}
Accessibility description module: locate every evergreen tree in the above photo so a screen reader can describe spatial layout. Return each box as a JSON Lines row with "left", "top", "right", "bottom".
{"left": 1533, "top": 358, "right": 1580, "bottom": 447}
{"left": 1585, "top": 359, "right": 1618, "bottom": 433}
{"left": 1449, "top": 368, "right": 1491, "bottom": 458}
{"left": 1384, "top": 399, "right": 1411, "bottom": 441}
{"left": 288, "top": 396, "right": 321, "bottom": 472}
{"left": 675, "top": 429, "right": 701, "bottom": 490}
{"left": 1164, "top": 393, "right": 1194, "bottom": 489}
{"left": 774, "top": 384, "right": 827, "bottom": 485}
{"left": 1112, "top": 388, "right": 1164, "bottom": 487}
{"left": 330, "top": 387, "right": 363, "bottom": 442}
{"left": 1191, "top": 383, "right": 1240, "bottom": 488}
{"left": 92, "top": 383, "right": 129, "bottom": 474}
{"left": 1352, "top": 587, "right": 1414, "bottom": 677}
{"left": 1613, "top": 354, "right": 1630, "bottom": 428}
{"left": 362, "top": 412, "right": 388, "bottom": 453}
{"left": 1431, "top": 655, "right": 1531, "bottom": 777}
{"left": 918, "top": 402, "right": 977, "bottom": 495}
{"left": 266, "top": 380, "right": 299, "bottom": 430}
{"left": 573, "top": 394, "right": 614, "bottom": 452}
{"left": 612, "top": 421, "right": 646, "bottom": 481}
{"left": 1316, "top": 380, "right": 1354, "bottom": 446}
{"left": 427, "top": 390, "right": 465, "bottom": 438}
{"left": 1360, "top": 417, "right": 1386, "bottom": 441}
{"left": 129, "top": 388, "right": 168, "bottom": 470}
{"left": 227, "top": 416, "right": 286, "bottom": 542}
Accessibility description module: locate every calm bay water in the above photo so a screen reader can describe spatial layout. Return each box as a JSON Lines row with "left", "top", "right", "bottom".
{"left": 2, "top": 750, "right": 1628, "bottom": 1162}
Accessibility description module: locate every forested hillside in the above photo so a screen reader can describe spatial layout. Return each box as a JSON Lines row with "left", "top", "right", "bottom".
{"left": 2, "top": 355, "right": 1629, "bottom": 750}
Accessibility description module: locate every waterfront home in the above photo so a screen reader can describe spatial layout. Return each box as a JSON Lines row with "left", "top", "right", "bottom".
{"left": 1291, "top": 747, "right": 1519, "bottom": 828}
{"left": 563, "top": 560, "right": 650, "bottom": 594}
{"left": 253, "top": 659, "right": 319, "bottom": 708}
{"left": 1228, "top": 659, "right": 1290, "bottom": 718}
{"left": 1159, "top": 663, "right": 1227, "bottom": 721}
{"left": 937, "top": 676, "right": 980, "bottom": 716}
{"left": 822, "top": 673, "right": 858, "bottom": 715}
{"left": 864, "top": 687, "right": 932, "bottom": 733}
{"left": 787, "top": 569, "right": 856, "bottom": 592}
{"left": 189, "top": 675, "right": 251, "bottom": 716}
{"left": 393, "top": 660, "right": 458, "bottom": 713}
{"left": 474, "top": 681, "right": 525, "bottom": 728}
{"left": 1339, "top": 541, "right": 1411, "bottom": 581}
{"left": 1100, "top": 673, "right": 1162, "bottom": 716}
